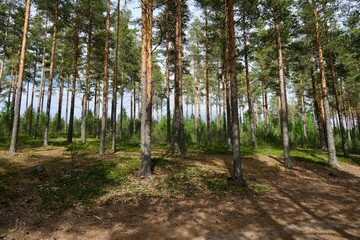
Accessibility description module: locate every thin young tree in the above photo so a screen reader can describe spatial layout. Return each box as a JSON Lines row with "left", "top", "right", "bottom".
{"left": 111, "top": 0, "right": 121, "bottom": 153}
{"left": 99, "top": 0, "right": 110, "bottom": 155}
{"left": 9, "top": 0, "right": 31, "bottom": 152}
{"left": 44, "top": 0, "right": 59, "bottom": 147}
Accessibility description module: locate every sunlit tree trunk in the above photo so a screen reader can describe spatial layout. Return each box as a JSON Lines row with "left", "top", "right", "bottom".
{"left": 44, "top": 0, "right": 59, "bottom": 147}
{"left": 140, "top": 0, "right": 153, "bottom": 177}
{"left": 313, "top": 0, "right": 339, "bottom": 167}
{"left": 9, "top": 0, "right": 31, "bottom": 152}
{"left": 99, "top": 0, "right": 111, "bottom": 155}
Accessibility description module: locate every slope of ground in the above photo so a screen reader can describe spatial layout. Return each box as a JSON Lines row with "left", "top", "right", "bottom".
{"left": 0, "top": 143, "right": 359, "bottom": 240}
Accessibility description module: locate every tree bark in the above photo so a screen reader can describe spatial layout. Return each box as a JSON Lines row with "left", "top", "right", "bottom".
{"left": 111, "top": 0, "right": 121, "bottom": 153}
{"left": 205, "top": 6, "right": 210, "bottom": 146}
{"left": 34, "top": 35, "right": 47, "bottom": 139}
{"left": 81, "top": 19, "right": 93, "bottom": 144}
{"left": 29, "top": 60, "right": 37, "bottom": 136}
{"left": 174, "top": 0, "right": 186, "bottom": 157}
{"left": 9, "top": 0, "right": 31, "bottom": 152}
{"left": 300, "top": 79, "right": 307, "bottom": 140}
{"left": 275, "top": 22, "right": 292, "bottom": 169}
{"left": 140, "top": 0, "right": 153, "bottom": 177}
{"left": 313, "top": 0, "right": 339, "bottom": 167}
{"left": 227, "top": 0, "right": 245, "bottom": 184}
{"left": 243, "top": 16, "right": 257, "bottom": 148}
{"left": 44, "top": 0, "right": 59, "bottom": 147}
{"left": 99, "top": 0, "right": 111, "bottom": 155}
{"left": 57, "top": 66, "right": 64, "bottom": 136}
{"left": 68, "top": 0, "right": 80, "bottom": 143}
{"left": 324, "top": 20, "right": 349, "bottom": 157}
{"left": 165, "top": 0, "right": 171, "bottom": 146}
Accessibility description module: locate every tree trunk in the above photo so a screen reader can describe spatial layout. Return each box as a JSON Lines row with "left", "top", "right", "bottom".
{"left": 25, "top": 80, "right": 30, "bottom": 110}
{"left": 81, "top": 19, "right": 93, "bottom": 144}
{"left": 224, "top": 2, "right": 232, "bottom": 147}
{"left": 300, "top": 79, "right": 307, "bottom": 140}
{"left": 99, "top": 0, "right": 111, "bottom": 155}
{"left": 57, "top": 67, "right": 64, "bottom": 136}
{"left": 205, "top": 6, "right": 210, "bottom": 145}
{"left": 313, "top": 0, "right": 339, "bottom": 167}
{"left": 111, "top": 0, "right": 120, "bottom": 153}
{"left": 324, "top": 20, "right": 349, "bottom": 157}
{"left": 140, "top": 0, "right": 153, "bottom": 177}
{"left": 0, "top": 15, "right": 9, "bottom": 94}
{"left": 243, "top": 16, "right": 257, "bottom": 148}
{"left": 68, "top": 0, "right": 80, "bottom": 143}
{"left": 261, "top": 64, "right": 269, "bottom": 137}
{"left": 29, "top": 61, "right": 37, "bottom": 136}
{"left": 65, "top": 85, "right": 70, "bottom": 133}
{"left": 174, "top": 0, "right": 186, "bottom": 157}
{"left": 165, "top": 0, "right": 171, "bottom": 146}
{"left": 9, "top": 0, "right": 31, "bottom": 152}
{"left": 119, "top": 74, "right": 124, "bottom": 140}
{"left": 34, "top": 40, "right": 47, "bottom": 139}
{"left": 227, "top": 0, "right": 245, "bottom": 183}
{"left": 44, "top": 0, "right": 59, "bottom": 147}
{"left": 275, "top": 22, "right": 292, "bottom": 169}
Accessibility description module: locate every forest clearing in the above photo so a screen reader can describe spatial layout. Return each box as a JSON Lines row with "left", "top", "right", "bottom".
{"left": 1, "top": 0, "right": 360, "bottom": 239}
{"left": 0, "top": 138, "right": 359, "bottom": 240}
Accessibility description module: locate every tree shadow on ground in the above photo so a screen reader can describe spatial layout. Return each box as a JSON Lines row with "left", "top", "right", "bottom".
{"left": 0, "top": 147, "right": 359, "bottom": 240}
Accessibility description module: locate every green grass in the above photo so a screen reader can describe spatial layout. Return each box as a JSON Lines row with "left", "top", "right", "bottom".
{"left": 256, "top": 147, "right": 360, "bottom": 166}
{"left": 38, "top": 157, "right": 139, "bottom": 211}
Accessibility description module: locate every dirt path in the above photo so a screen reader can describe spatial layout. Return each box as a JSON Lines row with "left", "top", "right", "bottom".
{"left": 0, "top": 148, "right": 359, "bottom": 240}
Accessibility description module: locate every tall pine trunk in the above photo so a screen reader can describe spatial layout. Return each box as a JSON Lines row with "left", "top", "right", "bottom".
{"left": 165, "top": 0, "right": 171, "bottom": 146}
{"left": 68, "top": 0, "right": 80, "bottom": 143}
{"left": 205, "top": 7, "right": 210, "bottom": 145}
{"left": 44, "top": 0, "right": 59, "bottom": 147}
{"left": 140, "top": 0, "right": 153, "bottom": 177}
{"left": 174, "top": 0, "right": 186, "bottom": 157}
{"left": 243, "top": 16, "right": 257, "bottom": 148}
{"left": 81, "top": 18, "right": 93, "bottom": 144}
{"left": 275, "top": 22, "right": 292, "bottom": 169}
{"left": 313, "top": 0, "right": 339, "bottom": 167}
{"left": 57, "top": 67, "right": 64, "bottom": 136}
{"left": 29, "top": 61, "right": 37, "bottom": 136}
{"left": 111, "top": 0, "right": 120, "bottom": 153}
{"left": 99, "top": 0, "right": 111, "bottom": 155}
{"left": 324, "top": 22, "right": 349, "bottom": 157}
{"left": 9, "top": 0, "right": 31, "bottom": 152}
{"left": 227, "top": 0, "right": 245, "bottom": 184}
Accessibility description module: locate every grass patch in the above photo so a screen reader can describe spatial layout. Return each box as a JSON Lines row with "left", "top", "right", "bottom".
{"left": 250, "top": 184, "right": 269, "bottom": 192}
{"left": 38, "top": 157, "right": 139, "bottom": 211}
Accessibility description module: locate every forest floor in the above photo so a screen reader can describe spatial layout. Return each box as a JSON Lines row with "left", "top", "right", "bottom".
{"left": 0, "top": 139, "right": 360, "bottom": 240}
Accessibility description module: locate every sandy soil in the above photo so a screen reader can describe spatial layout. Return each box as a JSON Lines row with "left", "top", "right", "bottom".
{"left": 0, "top": 147, "right": 359, "bottom": 240}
